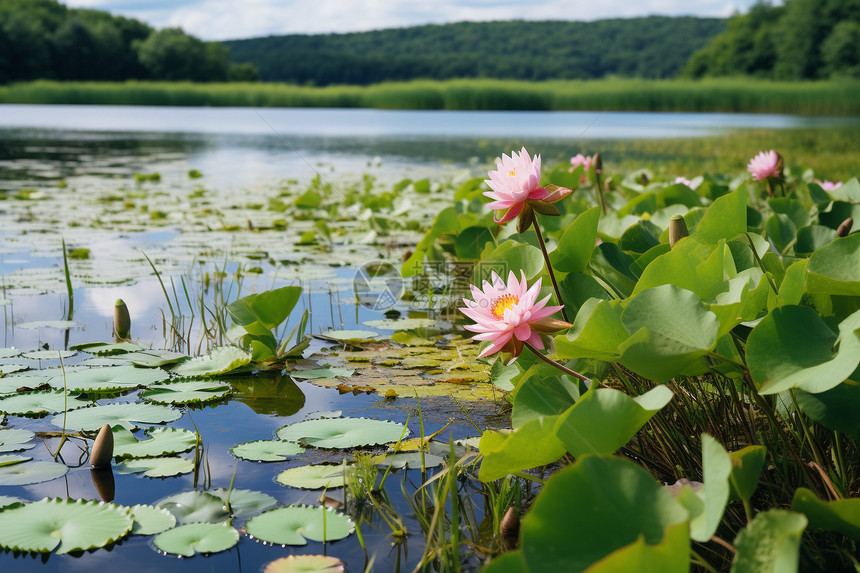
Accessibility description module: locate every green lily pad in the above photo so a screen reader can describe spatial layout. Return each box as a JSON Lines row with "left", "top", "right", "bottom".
{"left": 153, "top": 522, "right": 239, "bottom": 557}
{"left": 374, "top": 451, "right": 445, "bottom": 469}
{"left": 53, "top": 402, "right": 182, "bottom": 432}
{"left": 21, "top": 350, "right": 77, "bottom": 360}
{"left": 116, "top": 456, "right": 194, "bottom": 478}
{"left": 141, "top": 380, "right": 231, "bottom": 405}
{"left": 321, "top": 330, "right": 379, "bottom": 341}
{"left": 264, "top": 555, "right": 345, "bottom": 573}
{"left": 231, "top": 439, "right": 305, "bottom": 462}
{"left": 210, "top": 488, "right": 278, "bottom": 518}
{"left": 805, "top": 233, "right": 860, "bottom": 296}
{"left": 170, "top": 346, "right": 251, "bottom": 378}
{"left": 791, "top": 488, "right": 860, "bottom": 541}
{"left": 70, "top": 341, "right": 145, "bottom": 356}
{"left": 0, "top": 454, "right": 30, "bottom": 467}
{"left": 119, "top": 350, "right": 189, "bottom": 368}
{"left": 47, "top": 364, "right": 169, "bottom": 393}
{"left": 291, "top": 367, "right": 354, "bottom": 380}
{"left": 245, "top": 506, "right": 354, "bottom": 545}
{"left": 730, "top": 510, "right": 807, "bottom": 573}
{"left": 113, "top": 426, "right": 198, "bottom": 459}
{"left": 0, "top": 428, "right": 36, "bottom": 452}
{"left": 276, "top": 417, "right": 408, "bottom": 449}
{"left": 0, "top": 348, "right": 22, "bottom": 359}
{"left": 0, "top": 460, "right": 69, "bottom": 485}
{"left": 0, "top": 498, "right": 132, "bottom": 554}
{"left": 130, "top": 504, "right": 176, "bottom": 535}
{"left": 276, "top": 464, "right": 347, "bottom": 489}
{"left": 157, "top": 491, "right": 230, "bottom": 524}
{"left": 0, "top": 390, "right": 90, "bottom": 416}
{"left": 0, "top": 364, "right": 27, "bottom": 375}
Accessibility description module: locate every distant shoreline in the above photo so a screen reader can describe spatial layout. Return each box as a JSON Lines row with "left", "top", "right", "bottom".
{"left": 1, "top": 79, "right": 858, "bottom": 116}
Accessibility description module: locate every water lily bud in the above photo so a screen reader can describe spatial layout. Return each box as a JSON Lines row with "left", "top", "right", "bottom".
{"left": 837, "top": 217, "right": 853, "bottom": 237}
{"left": 500, "top": 506, "right": 519, "bottom": 549}
{"left": 774, "top": 152, "right": 784, "bottom": 180}
{"left": 90, "top": 467, "right": 115, "bottom": 502}
{"left": 114, "top": 298, "right": 130, "bottom": 340}
{"left": 669, "top": 215, "right": 688, "bottom": 247}
{"left": 90, "top": 423, "right": 113, "bottom": 468}
{"left": 592, "top": 152, "right": 603, "bottom": 174}
{"left": 543, "top": 184, "right": 573, "bottom": 204}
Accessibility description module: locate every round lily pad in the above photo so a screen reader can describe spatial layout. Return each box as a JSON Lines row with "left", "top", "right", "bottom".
{"left": 209, "top": 488, "right": 278, "bottom": 518}
{"left": 374, "top": 452, "right": 445, "bottom": 470}
{"left": 0, "top": 348, "right": 22, "bottom": 359}
{"left": 21, "top": 350, "right": 77, "bottom": 360}
{"left": 231, "top": 439, "right": 305, "bottom": 462}
{"left": 0, "top": 454, "right": 31, "bottom": 467}
{"left": 0, "top": 498, "right": 132, "bottom": 554}
{"left": 0, "top": 461, "right": 68, "bottom": 486}
{"left": 0, "top": 390, "right": 90, "bottom": 416}
{"left": 52, "top": 402, "right": 182, "bottom": 432}
{"left": 153, "top": 522, "right": 239, "bottom": 557}
{"left": 264, "top": 555, "right": 345, "bottom": 573}
{"left": 170, "top": 346, "right": 251, "bottom": 378}
{"left": 113, "top": 426, "right": 198, "bottom": 459}
{"left": 157, "top": 491, "right": 230, "bottom": 524}
{"left": 276, "top": 417, "right": 409, "bottom": 449}
{"left": 276, "top": 464, "right": 347, "bottom": 490}
{"left": 140, "top": 380, "right": 231, "bottom": 405}
{"left": 115, "top": 457, "right": 194, "bottom": 478}
{"left": 48, "top": 364, "right": 169, "bottom": 393}
{"left": 245, "top": 506, "right": 354, "bottom": 546}
{"left": 0, "top": 364, "right": 28, "bottom": 375}
{"left": 130, "top": 504, "right": 176, "bottom": 535}
{"left": 0, "top": 428, "right": 37, "bottom": 452}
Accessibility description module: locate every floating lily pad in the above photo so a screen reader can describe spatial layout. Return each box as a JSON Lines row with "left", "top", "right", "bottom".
{"left": 16, "top": 321, "right": 81, "bottom": 330}
{"left": 0, "top": 364, "right": 27, "bottom": 375}
{"left": 321, "top": 330, "right": 379, "bottom": 341}
{"left": 70, "top": 341, "right": 145, "bottom": 356}
{"left": 0, "top": 348, "right": 21, "bottom": 359}
{"left": 53, "top": 402, "right": 182, "bottom": 432}
{"left": 119, "top": 350, "right": 189, "bottom": 368}
{"left": 0, "top": 495, "right": 24, "bottom": 508}
{"left": 231, "top": 439, "right": 305, "bottom": 462}
{"left": 0, "top": 390, "right": 90, "bottom": 416}
{"left": 157, "top": 491, "right": 230, "bottom": 524}
{"left": 116, "top": 457, "right": 194, "bottom": 478}
{"left": 21, "top": 350, "right": 77, "bottom": 360}
{"left": 0, "top": 498, "right": 132, "bottom": 554}
{"left": 276, "top": 417, "right": 409, "bottom": 449}
{"left": 374, "top": 452, "right": 445, "bottom": 469}
{"left": 140, "top": 380, "right": 231, "bottom": 405}
{"left": 363, "top": 318, "right": 448, "bottom": 330}
{"left": 304, "top": 410, "right": 342, "bottom": 420}
{"left": 171, "top": 346, "right": 251, "bottom": 378}
{"left": 245, "top": 506, "right": 354, "bottom": 546}
{"left": 264, "top": 555, "right": 345, "bottom": 573}
{"left": 0, "top": 454, "right": 30, "bottom": 467}
{"left": 291, "top": 368, "right": 354, "bottom": 380}
{"left": 113, "top": 426, "right": 198, "bottom": 459}
{"left": 0, "top": 428, "right": 36, "bottom": 452}
{"left": 276, "top": 464, "right": 347, "bottom": 490}
{"left": 48, "top": 365, "right": 169, "bottom": 393}
{"left": 0, "top": 460, "right": 69, "bottom": 485}
{"left": 130, "top": 504, "right": 176, "bottom": 535}
{"left": 153, "top": 523, "right": 239, "bottom": 557}
{"left": 210, "top": 488, "right": 278, "bottom": 518}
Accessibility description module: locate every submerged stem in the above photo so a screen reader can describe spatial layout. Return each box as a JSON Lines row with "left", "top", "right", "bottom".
{"left": 531, "top": 219, "right": 569, "bottom": 323}
{"left": 524, "top": 342, "right": 591, "bottom": 384}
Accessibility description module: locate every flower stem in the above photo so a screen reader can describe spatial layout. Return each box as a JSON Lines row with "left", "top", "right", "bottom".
{"left": 531, "top": 219, "right": 569, "bottom": 323}
{"left": 525, "top": 342, "right": 591, "bottom": 384}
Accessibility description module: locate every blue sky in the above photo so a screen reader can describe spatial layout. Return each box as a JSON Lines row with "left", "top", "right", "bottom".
{"left": 64, "top": 0, "right": 769, "bottom": 41}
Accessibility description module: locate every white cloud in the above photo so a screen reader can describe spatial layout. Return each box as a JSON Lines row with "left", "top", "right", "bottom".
{"left": 62, "top": 0, "right": 764, "bottom": 40}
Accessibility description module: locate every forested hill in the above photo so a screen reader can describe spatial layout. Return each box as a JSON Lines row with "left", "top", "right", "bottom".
{"left": 224, "top": 17, "right": 726, "bottom": 85}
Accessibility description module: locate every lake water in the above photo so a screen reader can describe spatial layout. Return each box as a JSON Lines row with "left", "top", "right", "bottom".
{"left": 0, "top": 105, "right": 856, "bottom": 572}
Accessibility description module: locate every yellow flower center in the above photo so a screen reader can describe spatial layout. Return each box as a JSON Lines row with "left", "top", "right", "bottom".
{"left": 491, "top": 293, "right": 519, "bottom": 319}
{"left": 508, "top": 168, "right": 516, "bottom": 177}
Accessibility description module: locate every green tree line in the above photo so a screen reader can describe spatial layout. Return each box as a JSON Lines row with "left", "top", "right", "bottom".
{"left": 0, "top": 0, "right": 258, "bottom": 83}
{"left": 224, "top": 17, "right": 725, "bottom": 85}
{"left": 685, "top": 0, "right": 860, "bottom": 79}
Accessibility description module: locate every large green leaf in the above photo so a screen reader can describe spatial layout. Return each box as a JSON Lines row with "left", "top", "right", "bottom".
{"left": 0, "top": 498, "right": 132, "bottom": 554}
{"left": 276, "top": 417, "right": 408, "bottom": 449}
{"left": 790, "top": 488, "right": 860, "bottom": 541}
{"left": 747, "top": 307, "right": 860, "bottom": 395}
{"left": 53, "top": 402, "right": 182, "bottom": 432}
{"left": 694, "top": 186, "right": 747, "bottom": 244}
{"left": 555, "top": 299, "right": 627, "bottom": 362}
{"left": 276, "top": 463, "right": 347, "bottom": 489}
{"left": 633, "top": 237, "right": 723, "bottom": 298}
{"left": 549, "top": 206, "right": 599, "bottom": 273}
{"left": 474, "top": 241, "right": 544, "bottom": 284}
{"left": 129, "top": 504, "right": 176, "bottom": 535}
{"left": 227, "top": 286, "right": 302, "bottom": 334}
{"left": 170, "top": 346, "right": 251, "bottom": 378}
{"left": 245, "top": 506, "right": 354, "bottom": 545}
{"left": 231, "top": 439, "right": 305, "bottom": 462}
{"left": 112, "top": 426, "right": 197, "bottom": 459}
{"left": 619, "top": 285, "right": 720, "bottom": 383}
{"left": 157, "top": 491, "right": 230, "bottom": 524}
{"left": 47, "top": 364, "right": 169, "bottom": 393}
{"left": 730, "top": 510, "right": 806, "bottom": 573}
{"left": 0, "top": 428, "right": 36, "bottom": 452}
{"left": 583, "top": 521, "right": 689, "bottom": 573}
{"left": 115, "top": 456, "right": 194, "bottom": 478}
{"left": 552, "top": 385, "right": 673, "bottom": 457}
{"left": 210, "top": 488, "right": 278, "bottom": 518}
{"left": 478, "top": 417, "right": 567, "bottom": 482}
{"left": 0, "top": 460, "right": 68, "bottom": 485}
{"left": 511, "top": 371, "right": 585, "bottom": 428}
{"left": 686, "top": 434, "right": 732, "bottom": 542}
{"left": 728, "top": 445, "right": 767, "bottom": 505}
{"left": 795, "top": 382, "right": 860, "bottom": 433}
{"left": 805, "top": 233, "right": 860, "bottom": 296}
{"left": 0, "top": 391, "right": 90, "bottom": 416}
{"left": 141, "top": 380, "right": 231, "bottom": 405}
{"left": 518, "top": 455, "right": 688, "bottom": 573}
{"left": 153, "top": 523, "right": 239, "bottom": 557}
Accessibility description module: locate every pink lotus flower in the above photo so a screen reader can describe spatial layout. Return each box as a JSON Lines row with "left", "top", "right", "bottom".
{"left": 747, "top": 150, "right": 782, "bottom": 181}
{"left": 484, "top": 147, "right": 548, "bottom": 225}
{"left": 569, "top": 153, "right": 593, "bottom": 173}
{"left": 460, "top": 270, "right": 570, "bottom": 358}
{"left": 819, "top": 180, "right": 842, "bottom": 191}
{"left": 673, "top": 177, "right": 693, "bottom": 188}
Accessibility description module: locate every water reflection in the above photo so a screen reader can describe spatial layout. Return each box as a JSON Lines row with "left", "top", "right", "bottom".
{"left": 231, "top": 371, "right": 305, "bottom": 417}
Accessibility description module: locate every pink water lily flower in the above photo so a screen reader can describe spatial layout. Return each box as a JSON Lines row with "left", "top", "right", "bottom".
{"left": 569, "top": 153, "right": 593, "bottom": 173}
{"left": 484, "top": 147, "right": 548, "bottom": 225}
{"left": 747, "top": 150, "right": 782, "bottom": 181}
{"left": 460, "top": 270, "right": 570, "bottom": 358}
{"left": 819, "top": 180, "right": 842, "bottom": 191}
{"left": 673, "top": 176, "right": 693, "bottom": 188}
